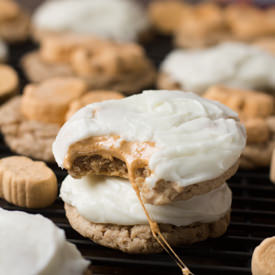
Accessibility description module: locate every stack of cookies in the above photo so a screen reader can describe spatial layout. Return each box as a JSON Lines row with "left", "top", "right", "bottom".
{"left": 53, "top": 90, "right": 246, "bottom": 254}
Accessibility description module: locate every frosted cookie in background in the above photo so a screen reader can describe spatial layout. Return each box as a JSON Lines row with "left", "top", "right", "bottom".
{"left": 21, "top": 34, "right": 156, "bottom": 94}
{"left": 251, "top": 236, "right": 275, "bottom": 275}
{"left": 204, "top": 85, "right": 275, "bottom": 169}
{"left": 0, "top": 0, "right": 30, "bottom": 42}
{"left": 158, "top": 42, "right": 275, "bottom": 95}
{"left": 32, "top": 0, "right": 150, "bottom": 43}
{"left": 0, "top": 208, "right": 90, "bottom": 275}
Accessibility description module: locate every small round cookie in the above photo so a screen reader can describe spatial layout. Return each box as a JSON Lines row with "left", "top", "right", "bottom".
{"left": 148, "top": 0, "right": 191, "bottom": 35}
{"left": 66, "top": 90, "right": 124, "bottom": 120}
{"left": 0, "top": 0, "right": 30, "bottom": 42}
{"left": 158, "top": 43, "right": 275, "bottom": 95}
{"left": 22, "top": 35, "right": 156, "bottom": 94}
{"left": 32, "top": 0, "right": 150, "bottom": 43}
{"left": 175, "top": 3, "right": 230, "bottom": 49}
{"left": 21, "top": 77, "right": 87, "bottom": 125}
{"left": 0, "top": 208, "right": 90, "bottom": 275}
{"left": 251, "top": 237, "right": 275, "bottom": 275}
{"left": 53, "top": 90, "right": 246, "bottom": 205}
{"left": 0, "top": 64, "right": 18, "bottom": 103}
{"left": 61, "top": 175, "right": 231, "bottom": 253}
{"left": 0, "top": 96, "right": 59, "bottom": 162}
{"left": 0, "top": 156, "right": 57, "bottom": 208}
{"left": 204, "top": 85, "right": 275, "bottom": 168}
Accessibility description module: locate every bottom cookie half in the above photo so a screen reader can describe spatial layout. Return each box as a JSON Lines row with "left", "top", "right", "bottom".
{"left": 65, "top": 203, "right": 231, "bottom": 254}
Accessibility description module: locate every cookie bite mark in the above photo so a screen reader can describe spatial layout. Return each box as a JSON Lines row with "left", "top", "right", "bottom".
{"left": 0, "top": 156, "right": 57, "bottom": 208}
{"left": 21, "top": 77, "right": 87, "bottom": 125}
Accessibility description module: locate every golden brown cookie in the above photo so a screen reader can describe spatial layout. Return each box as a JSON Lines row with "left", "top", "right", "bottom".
{"left": 0, "top": 96, "right": 59, "bottom": 162}
{"left": 21, "top": 34, "right": 156, "bottom": 94}
{"left": 0, "top": 0, "right": 30, "bottom": 42}
{"left": 148, "top": 0, "right": 191, "bottom": 34}
{"left": 66, "top": 90, "right": 124, "bottom": 120}
{"left": 0, "top": 156, "right": 57, "bottom": 208}
{"left": 225, "top": 4, "right": 275, "bottom": 41}
{"left": 0, "top": 64, "right": 18, "bottom": 103}
{"left": 251, "top": 236, "right": 275, "bottom": 275}
{"left": 175, "top": 3, "right": 230, "bottom": 48}
{"left": 21, "top": 77, "right": 87, "bottom": 125}
{"left": 65, "top": 203, "right": 230, "bottom": 254}
{"left": 204, "top": 85, "right": 275, "bottom": 168}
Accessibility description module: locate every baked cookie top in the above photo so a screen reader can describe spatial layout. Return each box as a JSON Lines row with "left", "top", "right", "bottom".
{"left": 53, "top": 90, "right": 246, "bottom": 190}
{"left": 32, "top": 0, "right": 149, "bottom": 42}
{"left": 0, "top": 208, "right": 89, "bottom": 275}
{"left": 160, "top": 42, "right": 275, "bottom": 95}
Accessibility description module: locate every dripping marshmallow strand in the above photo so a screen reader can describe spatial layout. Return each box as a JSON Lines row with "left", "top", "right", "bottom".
{"left": 53, "top": 90, "right": 246, "bottom": 189}
{"left": 32, "top": 0, "right": 149, "bottom": 42}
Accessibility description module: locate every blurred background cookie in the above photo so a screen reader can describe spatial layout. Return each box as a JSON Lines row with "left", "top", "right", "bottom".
{"left": 204, "top": 85, "right": 275, "bottom": 168}
{"left": 32, "top": 0, "right": 150, "bottom": 43}
{"left": 158, "top": 42, "right": 275, "bottom": 95}
{"left": 0, "top": 0, "right": 30, "bottom": 43}
{"left": 22, "top": 34, "right": 156, "bottom": 94}
{"left": 0, "top": 208, "right": 90, "bottom": 275}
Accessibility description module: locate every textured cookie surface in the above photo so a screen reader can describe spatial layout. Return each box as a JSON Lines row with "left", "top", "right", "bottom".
{"left": 0, "top": 96, "right": 59, "bottom": 161}
{"left": 21, "top": 77, "right": 87, "bottom": 125}
{"left": 0, "top": 64, "right": 18, "bottom": 102}
{"left": 65, "top": 203, "right": 230, "bottom": 254}
{"left": 0, "top": 156, "right": 57, "bottom": 208}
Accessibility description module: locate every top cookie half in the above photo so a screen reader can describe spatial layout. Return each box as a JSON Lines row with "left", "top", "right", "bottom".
{"left": 53, "top": 90, "right": 246, "bottom": 205}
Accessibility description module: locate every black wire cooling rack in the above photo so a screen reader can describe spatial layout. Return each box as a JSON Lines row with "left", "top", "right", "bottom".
{"left": 1, "top": 36, "right": 275, "bottom": 275}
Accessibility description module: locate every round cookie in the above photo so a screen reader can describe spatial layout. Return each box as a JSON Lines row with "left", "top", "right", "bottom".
{"left": 158, "top": 43, "right": 275, "bottom": 95}
{"left": 22, "top": 35, "right": 156, "bottom": 94}
{"left": 251, "top": 236, "right": 275, "bottom": 275}
{"left": 0, "top": 96, "right": 59, "bottom": 162}
{"left": 65, "top": 203, "right": 230, "bottom": 254}
{"left": 0, "top": 208, "right": 90, "bottom": 275}
{"left": 253, "top": 37, "right": 275, "bottom": 56}
{"left": 0, "top": 156, "right": 57, "bottom": 208}
{"left": 32, "top": 0, "right": 150, "bottom": 43}
{"left": 0, "top": 64, "right": 18, "bottom": 103}
{"left": 53, "top": 90, "right": 246, "bottom": 205}
{"left": 66, "top": 90, "right": 124, "bottom": 120}
{"left": 204, "top": 85, "right": 275, "bottom": 168}
{"left": 21, "top": 77, "right": 87, "bottom": 125}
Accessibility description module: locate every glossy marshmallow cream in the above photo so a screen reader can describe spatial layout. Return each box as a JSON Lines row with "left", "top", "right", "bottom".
{"left": 60, "top": 175, "right": 232, "bottom": 226}
{"left": 0, "top": 208, "right": 89, "bottom": 275}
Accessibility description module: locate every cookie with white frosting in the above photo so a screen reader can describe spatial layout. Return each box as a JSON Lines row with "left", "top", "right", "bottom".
{"left": 158, "top": 43, "right": 275, "bottom": 95}
{"left": 21, "top": 34, "right": 156, "bottom": 94}
{"left": 53, "top": 90, "right": 246, "bottom": 205}
{"left": 0, "top": 208, "right": 90, "bottom": 275}
{"left": 32, "top": 0, "right": 150, "bottom": 43}
{"left": 61, "top": 175, "right": 231, "bottom": 253}
{"left": 205, "top": 85, "right": 275, "bottom": 168}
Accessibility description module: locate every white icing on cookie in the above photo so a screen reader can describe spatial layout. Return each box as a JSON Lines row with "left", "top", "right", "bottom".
{"left": 53, "top": 90, "right": 246, "bottom": 188}
{"left": 33, "top": 0, "right": 149, "bottom": 42}
{"left": 0, "top": 208, "right": 89, "bottom": 275}
{"left": 161, "top": 42, "right": 275, "bottom": 95}
{"left": 61, "top": 175, "right": 232, "bottom": 226}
